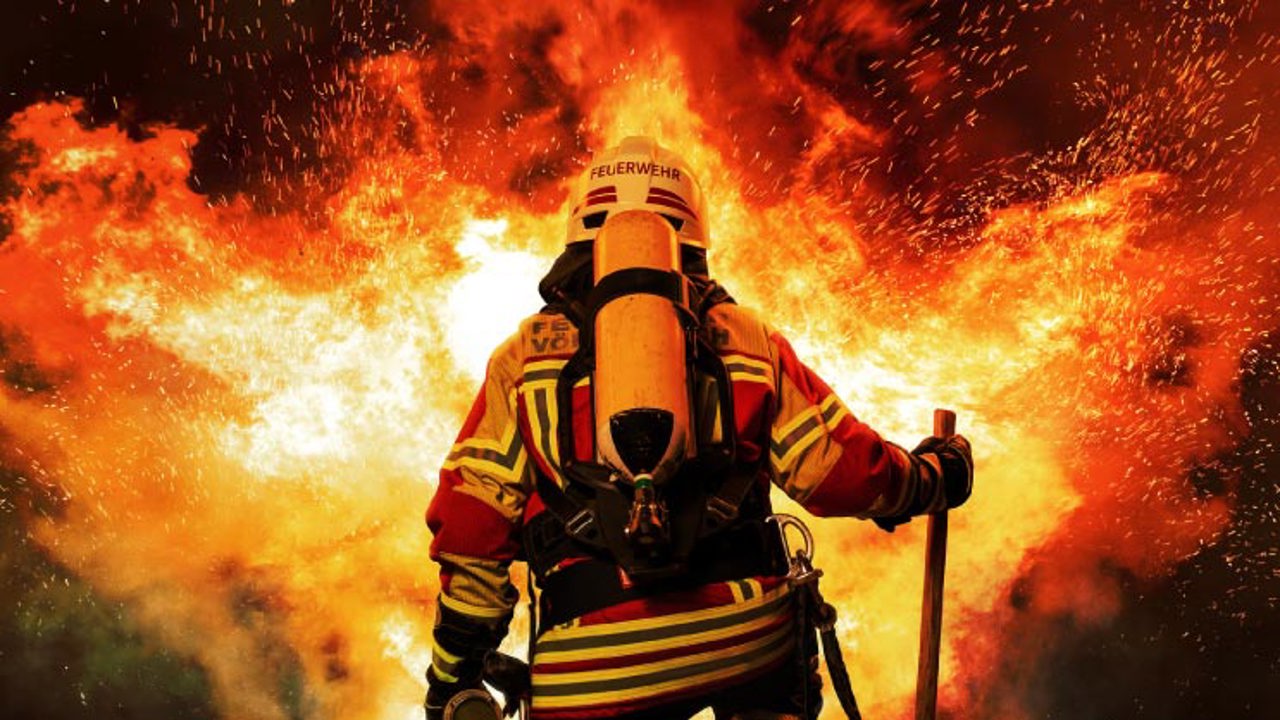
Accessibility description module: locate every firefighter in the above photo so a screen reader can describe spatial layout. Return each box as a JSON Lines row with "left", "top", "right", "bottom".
{"left": 424, "top": 136, "right": 973, "bottom": 720}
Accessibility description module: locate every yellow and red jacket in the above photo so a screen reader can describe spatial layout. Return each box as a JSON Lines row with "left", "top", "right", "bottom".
{"left": 427, "top": 301, "right": 916, "bottom": 718}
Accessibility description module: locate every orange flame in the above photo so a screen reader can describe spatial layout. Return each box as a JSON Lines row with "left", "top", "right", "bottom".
{"left": 1, "top": 5, "right": 1274, "bottom": 719}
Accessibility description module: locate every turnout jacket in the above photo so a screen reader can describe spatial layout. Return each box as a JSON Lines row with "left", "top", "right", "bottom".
{"left": 427, "top": 301, "right": 916, "bottom": 719}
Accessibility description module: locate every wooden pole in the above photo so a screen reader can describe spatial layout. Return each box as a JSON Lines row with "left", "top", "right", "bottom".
{"left": 915, "top": 408, "right": 955, "bottom": 720}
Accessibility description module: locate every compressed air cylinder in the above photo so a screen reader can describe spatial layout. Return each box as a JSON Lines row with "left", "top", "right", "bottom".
{"left": 593, "top": 210, "right": 693, "bottom": 485}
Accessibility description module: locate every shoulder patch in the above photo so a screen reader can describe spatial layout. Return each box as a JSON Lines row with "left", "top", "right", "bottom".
{"left": 703, "top": 304, "right": 770, "bottom": 359}
{"left": 523, "top": 314, "right": 579, "bottom": 358}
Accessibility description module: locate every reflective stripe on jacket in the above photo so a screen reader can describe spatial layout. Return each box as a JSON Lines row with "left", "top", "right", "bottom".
{"left": 426, "top": 302, "right": 914, "bottom": 716}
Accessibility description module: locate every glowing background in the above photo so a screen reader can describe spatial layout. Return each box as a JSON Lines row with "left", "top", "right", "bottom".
{"left": 0, "top": 2, "right": 1277, "bottom": 719}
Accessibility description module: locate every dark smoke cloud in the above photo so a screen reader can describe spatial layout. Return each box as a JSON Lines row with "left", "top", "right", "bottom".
{"left": 2, "top": 1, "right": 1278, "bottom": 718}
{"left": 969, "top": 331, "right": 1280, "bottom": 720}
{"left": 0, "top": 1, "right": 434, "bottom": 209}
{"left": 0, "top": 455, "right": 219, "bottom": 718}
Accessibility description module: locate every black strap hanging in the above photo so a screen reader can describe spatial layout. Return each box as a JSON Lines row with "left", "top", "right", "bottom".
{"left": 780, "top": 516, "right": 864, "bottom": 720}
{"left": 812, "top": 595, "right": 864, "bottom": 719}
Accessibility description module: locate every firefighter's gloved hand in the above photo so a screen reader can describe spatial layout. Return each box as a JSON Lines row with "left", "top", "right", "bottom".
{"left": 484, "top": 651, "right": 532, "bottom": 716}
{"left": 424, "top": 604, "right": 510, "bottom": 720}
{"left": 912, "top": 433, "right": 973, "bottom": 510}
{"left": 874, "top": 435, "right": 973, "bottom": 532}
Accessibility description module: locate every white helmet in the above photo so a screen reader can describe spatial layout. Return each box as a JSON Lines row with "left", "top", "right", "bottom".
{"left": 566, "top": 136, "right": 708, "bottom": 249}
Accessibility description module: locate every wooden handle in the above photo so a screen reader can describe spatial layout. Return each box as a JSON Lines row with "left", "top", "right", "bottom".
{"left": 915, "top": 408, "right": 955, "bottom": 720}
{"left": 933, "top": 408, "right": 956, "bottom": 438}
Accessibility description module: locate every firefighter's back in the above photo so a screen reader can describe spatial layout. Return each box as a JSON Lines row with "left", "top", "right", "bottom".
{"left": 510, "top": 302, "right": 802, "bottom": 719}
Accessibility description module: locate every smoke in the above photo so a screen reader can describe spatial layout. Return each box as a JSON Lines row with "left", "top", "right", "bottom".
{"left": 2, "top": 1, "right": 1278, "bottom": 719}
{"left": 967, "top": 330, "right": 1280, "bottom": 720}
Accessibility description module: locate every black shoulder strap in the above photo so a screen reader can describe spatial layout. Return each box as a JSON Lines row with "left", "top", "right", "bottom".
{"left": 533, "top": 469, "right": 607, "bottom": 552}
{"left": 699, "top": 461, "right": 761, "bottom": 534}
{"left": 528, "top": 271, "right": 751, "bottom": 570}
{"left": 538, "top": 339, "right": 612, "bottom": 552}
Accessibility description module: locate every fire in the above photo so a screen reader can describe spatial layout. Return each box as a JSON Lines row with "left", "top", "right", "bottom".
{"left": 1, "top": 4, "right": 1274, "bottom": 719}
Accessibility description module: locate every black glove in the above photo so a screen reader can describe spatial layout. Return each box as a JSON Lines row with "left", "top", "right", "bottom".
{"left": 423, "top": 604, "right": 509, "bottom": 720}
{"left": 484, "top": 651, "right": 532, "bottom": 717}
{"left": 912, "top": 434, "right": 973, "bottom": 510}
{"left": 874, "top": 434, "right": 973, "bottom": 532}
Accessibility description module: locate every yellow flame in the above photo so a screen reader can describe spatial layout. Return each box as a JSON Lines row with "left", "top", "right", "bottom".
{"left": 0, "top": 34, "right": 1255, "bottom": 718}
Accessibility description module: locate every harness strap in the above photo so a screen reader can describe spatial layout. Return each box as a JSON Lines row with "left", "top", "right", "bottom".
{"left": 569, "top": 268, "right": 694, "bottom": 366}
{"left": 533, "top": 470, "right": 609, "bottom": 552}
{"left": 795, "top": 569, "right": 863, "bottom": 720}
{"left": 523, "top": 504, "right": 590, "bottom": 577}
{"left": 586, "top": 267, "right": 694, "bottom": 325}
{"left": 820, "top": 612, "right": 864, "bottom": 720}
{"left": 796, "top": 581, "right": 814, "bottom": 719}
{"left": 700, "top": 460, "right": 761, "bottom": 534}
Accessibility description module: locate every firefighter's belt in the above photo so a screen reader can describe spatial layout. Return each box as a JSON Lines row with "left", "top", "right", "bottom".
{"left": 530, "top": 516, "right": 789, "bottom": 629}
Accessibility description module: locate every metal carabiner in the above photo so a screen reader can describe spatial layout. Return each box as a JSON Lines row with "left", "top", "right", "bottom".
{"left": 766, "top": 513, "right": 821, "bottom": 586}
